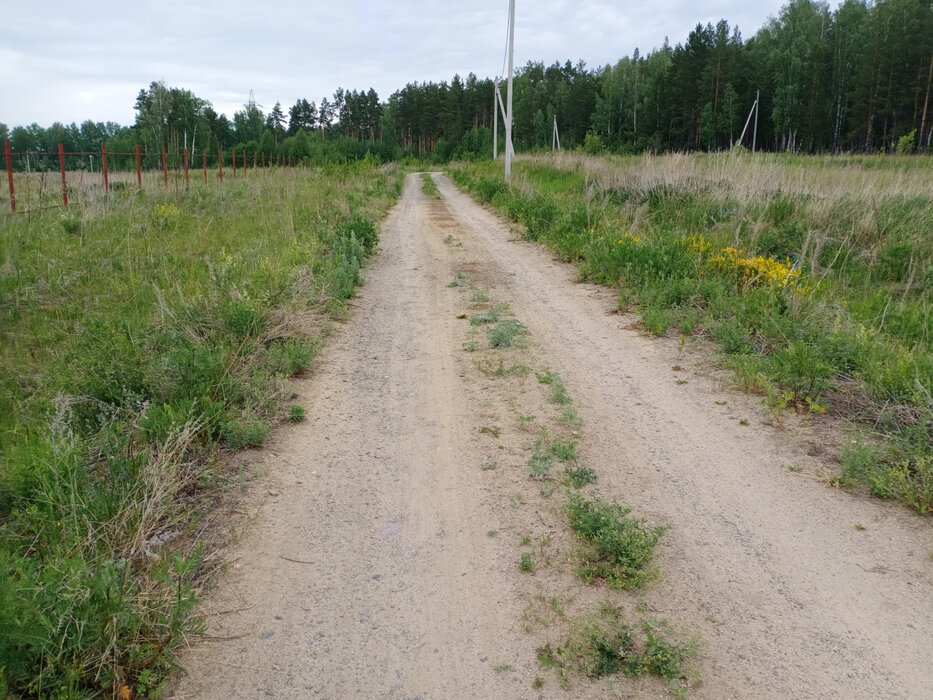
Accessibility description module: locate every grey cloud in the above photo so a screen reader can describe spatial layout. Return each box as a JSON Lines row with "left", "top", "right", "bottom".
{"left": 1, "top": 0, "right": 787, "bottom": 127}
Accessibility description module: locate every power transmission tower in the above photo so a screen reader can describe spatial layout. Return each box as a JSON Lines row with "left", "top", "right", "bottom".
{"left": 505, "top": 0, "right": 515, "bottom": 182}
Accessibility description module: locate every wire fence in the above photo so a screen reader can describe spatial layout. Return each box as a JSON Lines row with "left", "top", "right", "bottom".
{"left": 2, "top": 140, "right": 293, "bottom": 214}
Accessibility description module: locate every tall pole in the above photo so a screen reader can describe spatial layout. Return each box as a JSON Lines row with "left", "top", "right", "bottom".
{"left": 493, "top": 80, "right": 498, "bottom": 160}
{"left": 505, "top": 0, "right": 515, "bottom": 182}
{"left": 752, "top": 90, "right": 759, "bottom": 154}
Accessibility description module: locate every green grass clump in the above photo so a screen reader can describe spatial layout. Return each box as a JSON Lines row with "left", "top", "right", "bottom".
{"left": 470, "top": 307, "right": 501, "bottom": 325}
{"left": 539, "top": 604, "right": 694, "bottom": 691}
{"left": 420, "top": 172, "right": 440, "bottom": 197}
{"left": 526, "top": 440, "right": 555, "bottom": 481}
{"left": 549, "top": 439, "right": 578, "bottom": 462}
{"left": 566, "top": 494, "right": 669, "bottom": 589}
{"left": 520, "top": 552, "right": 535, "bottom": 572}
{"left": 0, "top": 163, "right": 403, "bottom": 697}
{"left": 536, "top": 369, "right": 572, "bottom": 405}
{"left": 565, "top": 464, "right": 598, "bottom": 488}
{"left": 487, "top": 319, "right": 527, "bottom": 348}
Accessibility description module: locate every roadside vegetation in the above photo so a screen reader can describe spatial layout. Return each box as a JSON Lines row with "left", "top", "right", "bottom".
{"left": 450, "top": 153, "right": 933, "bottom": 514}
{"left": 0, "top": 163, "right": 403, "bottom": 697}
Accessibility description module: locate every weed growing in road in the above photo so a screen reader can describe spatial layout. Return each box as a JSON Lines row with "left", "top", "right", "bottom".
{"left": 527, "top": 440, "right": 556, "bottom": 481}
{"left": 488, "top": 319, "right": 528, "bottom": 349}
{"left": 558, "top": 406, "right": 583, "bottom": 426}
{"left": 476, "top": 359, "right": 532, "bottom": 377}
{"left": 537, "top": 369, "right": 572, "bottom": 405}
{"left": 288, "top": 405, "right": 307, "bottom": 422}
{"left": 567, "top": 494, "right": 669, "bottom": 590}
{"left": 517, "top": 413, "right": 537, "bottom": 431}
{"left": 448, "top": 272, "right": 470, "bottom": 287}
{"left": 549, "top": 439, "right": 578, "bottom": 462}
{"left": 520, "top": 552, "right": 536, "bottom": 572}
{"left": 420, "top": 172, "right": 440, "bottom": 197}
{"left": 565, "top": 464, "right": 598, "bottom": 488}
{"left": 472, "top": 290, "right": 491, "bottom": 303}
{"left": 538, "top": 603, "right": 695, "bottom": 693}
{"left": 470, "top": 307, "right": 501, "bottom": 325}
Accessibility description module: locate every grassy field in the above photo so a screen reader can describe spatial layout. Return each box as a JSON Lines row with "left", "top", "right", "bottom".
{"left": 450, "top": 153, "right": 933, "bottom": 514}
{"left": 0, "top": 163, "right": 403, "bottom": 697}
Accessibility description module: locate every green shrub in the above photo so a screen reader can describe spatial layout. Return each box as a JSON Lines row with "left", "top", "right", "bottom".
{"left": 488, "top": 319, "right": 527, "bottom": 348}
{"left": 567, "top": 494, "right": 668, "bottom": 589}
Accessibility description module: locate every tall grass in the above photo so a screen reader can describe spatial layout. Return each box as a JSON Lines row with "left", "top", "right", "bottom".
{"left": 0, "top": 162, "right": 403, "bottom": 697}
{"left": 450, "top": 153, "right": 933, "bottom": 513}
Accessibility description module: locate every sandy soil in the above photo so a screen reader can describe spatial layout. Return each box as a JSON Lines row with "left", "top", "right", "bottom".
{"left": 171, "top": 173, "right": 933, "bottom": 699}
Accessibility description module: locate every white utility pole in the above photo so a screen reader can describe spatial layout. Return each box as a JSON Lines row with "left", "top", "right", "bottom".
{"left": 493, "top": 80, "right": 498, "bottom": 159}
{"left": 505, "top": 0, "right": 515, "bottom": 182}
{"left": 553, "top": 115, "right": 561, "bottom": 151}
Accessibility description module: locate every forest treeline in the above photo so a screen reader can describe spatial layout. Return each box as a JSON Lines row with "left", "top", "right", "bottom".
{"left": 2, "top": 0, "right": 931, "bottom": 167}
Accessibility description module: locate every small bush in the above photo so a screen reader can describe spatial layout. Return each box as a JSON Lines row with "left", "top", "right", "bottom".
{"left": 335, "top": 215, "right": 378, "bottom": 254}
{"left": 488, "top": 319, "right": 527, "bottom": 348}
{"left": 565, "top": 464, "right": 598, "bottom": 488}
{"left": 564, "top": 602, "right": 633, "bottom": 677}
{"left": 549, "top": 439, "right": 578, "bottom": 462}
{"left": 567, "top": 494, "right": 668, "bottom": 589}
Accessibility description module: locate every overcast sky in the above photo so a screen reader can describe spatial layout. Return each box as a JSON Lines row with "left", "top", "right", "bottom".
{"left": 1, "top": 0, "right": 791, "bottom": 128}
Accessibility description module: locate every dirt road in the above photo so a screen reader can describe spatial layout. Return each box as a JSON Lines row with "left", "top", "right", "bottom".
{"left": 172, "top": 173, "right": 933, "bottom": 699}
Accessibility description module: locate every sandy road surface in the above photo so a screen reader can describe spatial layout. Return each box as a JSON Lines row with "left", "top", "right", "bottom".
{"left": 173, "top": 173, "right": 933, "bottom": 699}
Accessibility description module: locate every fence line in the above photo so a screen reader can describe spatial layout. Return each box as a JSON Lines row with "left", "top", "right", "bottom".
{"left": 2, "top": 140, "right": 294, "bottom": 214}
